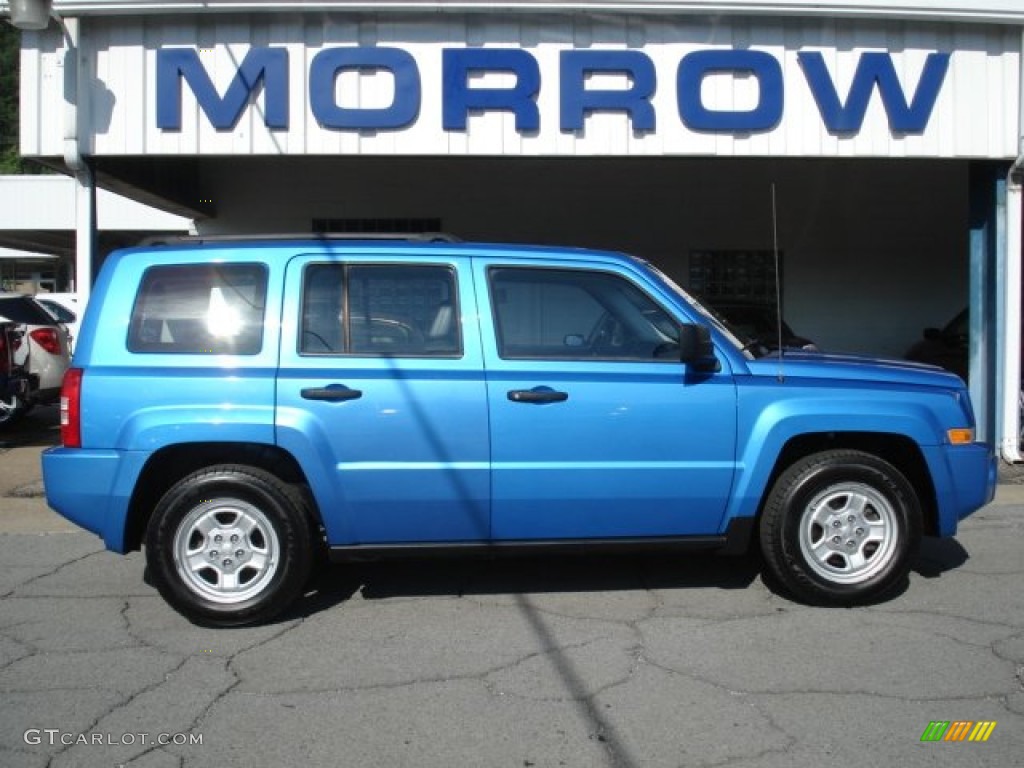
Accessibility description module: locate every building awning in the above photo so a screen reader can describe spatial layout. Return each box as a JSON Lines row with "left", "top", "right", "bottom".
{"left": 0, "top": 175, "right": 191, "bottom": 256}
{"left": 5, "top": 0, "right": 1022, "bottom": 26}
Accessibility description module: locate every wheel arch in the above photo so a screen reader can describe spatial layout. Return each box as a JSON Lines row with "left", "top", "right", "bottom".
{"left": 123, "top": 442, "right": 321, "bottom": 552}
{"left": 759, "top": 432, "right": 939, "bottom": 536}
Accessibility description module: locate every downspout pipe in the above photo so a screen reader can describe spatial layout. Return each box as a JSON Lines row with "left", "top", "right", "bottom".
{"left": 51, "top": 12, "right": 95, "bottom": 305}
{"left": 1000, "top": 26, "right": 1024, "bottom": 463}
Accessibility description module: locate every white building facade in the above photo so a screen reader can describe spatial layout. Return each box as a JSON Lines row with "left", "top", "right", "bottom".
{"left": 5, "top": 0, "right": 1024, "bottom": 456}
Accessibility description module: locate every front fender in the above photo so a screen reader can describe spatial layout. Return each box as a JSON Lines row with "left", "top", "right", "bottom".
{"left": 724, "top": 386, "right": 956, "bottom": 524}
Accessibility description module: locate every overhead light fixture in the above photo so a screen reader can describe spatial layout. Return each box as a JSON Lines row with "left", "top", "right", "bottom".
{"left": 8, "top": 0, "right": 52, "bottom": 31}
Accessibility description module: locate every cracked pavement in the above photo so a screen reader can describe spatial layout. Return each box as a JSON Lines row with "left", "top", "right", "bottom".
{"left": 1, "top": 412, "right": 1023, "bottom": 767}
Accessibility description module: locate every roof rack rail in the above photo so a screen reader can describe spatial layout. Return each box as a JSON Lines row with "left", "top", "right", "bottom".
{"left": 139, "top": 232, "right": 462, "bottom": 246}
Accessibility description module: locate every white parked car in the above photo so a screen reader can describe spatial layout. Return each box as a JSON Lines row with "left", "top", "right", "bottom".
{"left": 34, "top": 292, "right": 82, "bottom": 352}
{"left": 0, "top": 293, "right": 72, "bottom": 425}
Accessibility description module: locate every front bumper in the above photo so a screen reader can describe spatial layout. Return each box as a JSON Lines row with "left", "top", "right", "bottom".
{"left": 926, "top": 442, "right": 997, "bottom": 537}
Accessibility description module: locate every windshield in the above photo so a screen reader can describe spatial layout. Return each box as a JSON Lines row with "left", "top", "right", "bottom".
{"left": 635, "top": 258, "right": 752, "bottom": 357}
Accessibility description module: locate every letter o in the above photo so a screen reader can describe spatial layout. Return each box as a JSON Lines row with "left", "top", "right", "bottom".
{"left": 678, "top": 49, "right": 783, "bottom": 132}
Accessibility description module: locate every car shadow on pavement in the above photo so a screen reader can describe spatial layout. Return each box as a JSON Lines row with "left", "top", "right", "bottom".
{"left": 913, "top": 535, "right": 969, "bottom": 578}
{"left": 280, "top": 535, "right": 973, "bottom": 622}
{"left": 219, "top": 535, "right": 973, "bottom": 625}
{"left": 283, "top": 551, "right": 763, "bottom": 621}
{"left": 0, "top": 404, "right": 61, "bottom": 448}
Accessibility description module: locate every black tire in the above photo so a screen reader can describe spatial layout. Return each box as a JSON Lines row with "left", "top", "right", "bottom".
{"left": 759, "top": 450, "right": 922, "bottom": 605}
{"left": 145, "top": 465, "right": 314, "bottom": 626}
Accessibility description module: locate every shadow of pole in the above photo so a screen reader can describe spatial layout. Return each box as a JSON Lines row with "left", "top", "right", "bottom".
{"left": 514, "top": 593, "right": 639, "bottom": 768}
{"left": 386, "top": 355, "right": 491, "bottom": 540}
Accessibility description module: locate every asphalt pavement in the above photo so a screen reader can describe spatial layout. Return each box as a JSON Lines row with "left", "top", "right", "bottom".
{"left": 1, "top": 406, "right": 1023, "bottom": 768}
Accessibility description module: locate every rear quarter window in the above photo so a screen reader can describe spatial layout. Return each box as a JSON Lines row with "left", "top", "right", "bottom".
{"left": 127, "top": 264, "right": 267, "bottom": 355}
{"left": 0, "top": 296, "right": 58, "bottom": 325}
{"left": 37, "top": 300, "right": 76, "bottom": 324}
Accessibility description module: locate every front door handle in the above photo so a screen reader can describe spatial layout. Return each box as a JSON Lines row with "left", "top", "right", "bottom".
{"left": 507, "top": 387, "right": 569, "bottom": 404}
{"left": 301, "top": 385, "right": 363, "bottom": 402}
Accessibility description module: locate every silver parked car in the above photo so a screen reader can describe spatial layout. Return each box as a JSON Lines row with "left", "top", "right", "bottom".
{"left": 0, "top": 293, "right": 72, "bottom": 426}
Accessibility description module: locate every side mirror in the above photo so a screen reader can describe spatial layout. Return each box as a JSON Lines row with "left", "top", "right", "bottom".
{"left": 678, "top": 324, "right": 720, "bottom": 373}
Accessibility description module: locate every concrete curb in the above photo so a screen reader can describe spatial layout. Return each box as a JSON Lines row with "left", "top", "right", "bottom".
{"left": 991, "top": 482, "right": 1024, "bottom": 505}
{"left": 0, "top": 495, "right": 77, "bottom": 534}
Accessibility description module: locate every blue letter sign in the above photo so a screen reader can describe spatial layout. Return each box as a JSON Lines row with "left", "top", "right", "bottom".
{"left": 798, "top": 51, "right": 950, "bottom": 134}
{"left": 559, "top": 50, "right": 656, "bottom": 132}
{"left": 677, "top": 50, "right": 783, "bottom": 132}
{"left": 310, "top": 47, "right": 421, "bottom": 130}
{"left": 155, "top": 45, "right": 951, "bottom": 140}
{"left": 157, "top": 48, "right": 289, "bottom": 131}
{"left": 442, "top": 48, "right": 541, "bottom": 132}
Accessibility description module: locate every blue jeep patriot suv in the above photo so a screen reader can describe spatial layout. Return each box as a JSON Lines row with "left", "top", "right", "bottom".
{"left": 42, "top": 237, "right": 996, "bottom": 625}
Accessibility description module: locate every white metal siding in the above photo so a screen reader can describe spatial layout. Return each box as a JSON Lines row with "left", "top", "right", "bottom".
{"left": 20, "top": 13, "right": 1022, "bottom": 158}
{"left": 0, "top": 176, "right": 191, "bottom": 230}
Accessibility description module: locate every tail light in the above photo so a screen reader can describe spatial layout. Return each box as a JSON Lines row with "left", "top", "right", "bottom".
{"left": 30, "top": 327, "right": 62, "bottom": 356}
{"left": 60, "top": 368, "right": 83, "bottom": 448}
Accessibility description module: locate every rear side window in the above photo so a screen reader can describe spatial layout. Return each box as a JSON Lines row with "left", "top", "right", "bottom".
{"left": 0, "top": 296, "right": 57, "bottom": 325}
{"left": 37, "top": 300, "right": 76, "bottom": 324}
{"left": 128, "top": 264, "right": 267, "bottom": 355}
{"left": 301, "top": 264, "right": 460, "bottom": 357}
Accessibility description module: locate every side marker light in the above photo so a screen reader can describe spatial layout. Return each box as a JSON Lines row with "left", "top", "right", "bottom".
{"left": 947, "top": 428, "right": 974, "bottom": 445}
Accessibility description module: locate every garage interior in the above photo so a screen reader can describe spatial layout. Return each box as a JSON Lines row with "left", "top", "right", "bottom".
{"left": 92, "top": 155, "right": 973, "bottom": 361}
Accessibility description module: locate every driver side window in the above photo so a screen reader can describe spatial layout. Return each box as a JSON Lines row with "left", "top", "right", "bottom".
{"left": 489, "top": 267, "right": 678, "bottom": 362}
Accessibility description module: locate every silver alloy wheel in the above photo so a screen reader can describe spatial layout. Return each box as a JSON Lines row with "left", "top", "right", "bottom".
{"left": 172, "top": 497, "right": 280, "bottom": 604}
{"left": 798, "top": 481, "right": 899, "bottom": 585}
{"left": 0, "top": 394, "right": 21, "bottom": 425}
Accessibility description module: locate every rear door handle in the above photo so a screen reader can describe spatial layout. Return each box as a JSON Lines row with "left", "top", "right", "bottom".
{"left": 301, "top": 385, "right": 363, "bottom": 402}
{"left": 507, "top": 387, "right": 569, "bottom": 404}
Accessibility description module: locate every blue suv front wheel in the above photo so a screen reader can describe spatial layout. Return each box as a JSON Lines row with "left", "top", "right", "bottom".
{"left": 759, "top": 450, "right": 923, "bottom": 605}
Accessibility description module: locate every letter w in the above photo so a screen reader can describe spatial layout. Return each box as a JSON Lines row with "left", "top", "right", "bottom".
{"left": 799, "top": 51, "right": 949, "bottom": 134}
{"left": 157, "top": 48, "right": 289, "bottom": 131}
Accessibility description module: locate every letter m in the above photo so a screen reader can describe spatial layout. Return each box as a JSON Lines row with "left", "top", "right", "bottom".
{"left": 920, "top": 721, "right": 949, "bottom": 742}
{"left": 799, "top": 51, "right": 949, "bottom": 134}
{"left": 157, "top": 48, "right": 289, "bottom": 131}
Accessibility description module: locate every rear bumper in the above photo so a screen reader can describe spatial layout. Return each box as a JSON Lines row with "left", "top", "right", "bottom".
{"left": 29, "top": 385, "right": 60, "bottom": 405}
{"left": 2, "top": 374, "right": 28, "bottom": 399}
{"left": 41, "top": 447, "right": 146, "bottom": 553}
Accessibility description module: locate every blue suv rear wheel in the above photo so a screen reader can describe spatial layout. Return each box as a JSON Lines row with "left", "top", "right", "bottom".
{"left": 144, "top": 465, "right": 314, "bottom": 626}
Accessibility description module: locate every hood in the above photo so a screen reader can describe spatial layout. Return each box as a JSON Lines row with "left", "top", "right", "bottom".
{"left": 744, "top": 351, "right": 966, "bottom": 389}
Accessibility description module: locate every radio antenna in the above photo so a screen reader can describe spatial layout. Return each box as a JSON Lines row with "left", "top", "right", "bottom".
{"left": 771, "top": 183, "right": 784, "bottom": 382}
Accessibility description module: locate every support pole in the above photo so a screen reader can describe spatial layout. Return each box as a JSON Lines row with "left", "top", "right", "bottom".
{"left": 58, "top": 15, "right": 95, "bottom": 305}
{"left": 999, "top": 27, "right": 1024, "bottom": 462}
